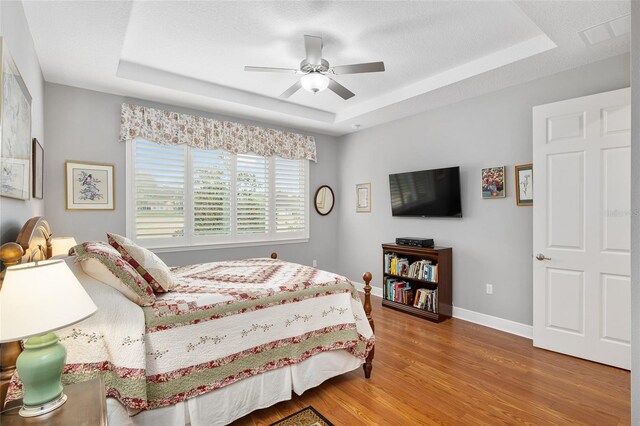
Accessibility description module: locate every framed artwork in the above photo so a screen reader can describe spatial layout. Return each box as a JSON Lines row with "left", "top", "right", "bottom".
{"left": 356, "top": 182, "right": 371, "bottom": 213}
{"left": 481, "top": 166, "right": 506, "bottom": 199}
{"left": 0, "top": 38, "right": 32, "bottom": 200}
{"left": 515, "top": 163, "right": 533, "bottom": 206}
{"left": 32, "top": 138, "right": 43, "bottom": 199}
{"left": 65, "top": 161, "right": 115, "bottom": 210}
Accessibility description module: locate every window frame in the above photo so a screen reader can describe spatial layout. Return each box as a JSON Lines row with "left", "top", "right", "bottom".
{"left": 125, "top": 140, "right": 310, "bottom": 251}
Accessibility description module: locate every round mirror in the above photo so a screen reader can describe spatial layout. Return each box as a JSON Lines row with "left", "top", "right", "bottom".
{"left": 314, "top": 185, "right": 335, "bottom": 216}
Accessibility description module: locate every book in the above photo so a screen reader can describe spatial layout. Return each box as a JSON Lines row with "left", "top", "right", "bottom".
{"left": 412, "top": 288, "right": 438, "bottom": 313}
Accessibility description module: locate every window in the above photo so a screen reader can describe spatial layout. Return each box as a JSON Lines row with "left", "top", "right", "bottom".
{"left": 126, "top": 139, "right": 309, "bottom": 249}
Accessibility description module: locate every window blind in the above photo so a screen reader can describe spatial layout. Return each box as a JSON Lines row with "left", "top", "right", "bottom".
{"left": 127, "top": 139, "right": 308, "bottom": 248}
{"left": 274, "top": 158, "right": 306, "bottom": 233}
{"left": 192, "top": 148, "right": 232, "bottom": 236}
{"left": 133, "top": 140, "right": 185, "bottom": 240}
{"left": 236, "top": 154, "right": 269, "bottom": 234}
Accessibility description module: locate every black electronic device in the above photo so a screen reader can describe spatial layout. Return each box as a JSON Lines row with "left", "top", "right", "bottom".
{"left": 388, "top": 166, "right": 462, "bottom": 217}
{"left": 395, "top": 237, "right": 434, "bottom": 248}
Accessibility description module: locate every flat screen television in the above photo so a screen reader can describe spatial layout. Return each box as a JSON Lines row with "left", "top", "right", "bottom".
{"left": 389, "top": 166, "right": 462, "bottom": 217}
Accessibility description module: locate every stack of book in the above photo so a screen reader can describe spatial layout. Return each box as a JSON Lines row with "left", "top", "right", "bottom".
{"left": 413, "top": 288, "right": 438, "bottom": 313}
{"left": 384, "top": 277, "right": 413, "bottom": 305}
{"left": 384, "top": 253, "right": 410, "bottom": 276}
{"left": 407, "top": 259, "right": 438, "bottom": 282}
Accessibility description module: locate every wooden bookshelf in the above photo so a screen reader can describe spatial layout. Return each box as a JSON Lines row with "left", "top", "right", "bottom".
{"left": 381, "top": 243, "right": 452, "bottom": 322}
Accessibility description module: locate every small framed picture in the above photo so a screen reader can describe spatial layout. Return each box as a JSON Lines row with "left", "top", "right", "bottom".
{"left": 356, "top": 182, "right": 371, "bottom": 213}
{"left": 32, "top": 138, "right": 43, "bottom": 199}
{"left": 1, "top": 158, "right": 30, "bottom": 200}
{"left": 515, "top": 163, "right": 533, "bottom": 206}
{"left": 481, "top": 166, "right": 506, "bottom": 199}
{"left": 65, "top": 161, "right": 114, "bottom": 210}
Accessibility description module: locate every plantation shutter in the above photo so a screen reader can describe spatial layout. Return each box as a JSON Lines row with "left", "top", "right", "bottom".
{"left": 132, "top": 140, "right": 185, "bottom": 241}
{"left": 274, "top": 158, "right": 306, "bottom": 233}
{"left": 191, "top": 148, "right": 232, "bottom": 236}
{"left": 236, "top": 154, "right": 269, "bottom": 234}
{"left": 129, "top": 140, "right": 308, "bottom": 247}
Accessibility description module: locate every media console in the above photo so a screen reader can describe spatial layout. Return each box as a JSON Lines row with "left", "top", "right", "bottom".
{"left": 395, "top": 237, "right": 434, "bottom": 248}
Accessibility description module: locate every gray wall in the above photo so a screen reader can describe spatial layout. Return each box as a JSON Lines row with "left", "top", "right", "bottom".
{"left": 44, "top": 83, "right": 340, "bottom": 271}
{"left": 630, "top": 1, "right": 639, "bottom": 422}
{"left": 0, "top": 1, "right": 45, "bottom": 244}
{"left": 336, "top": 54, "right": 630, "bottom": 326}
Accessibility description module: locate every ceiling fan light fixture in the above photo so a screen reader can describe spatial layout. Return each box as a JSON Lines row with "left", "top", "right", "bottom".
{"left": 301, "top": 72, "right": 329, "bottom": 94}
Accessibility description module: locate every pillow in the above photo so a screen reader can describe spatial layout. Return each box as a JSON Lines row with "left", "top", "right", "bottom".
{"left": 68, "top": 240, "right": 118, "bottom": 257}
{"left": 73, "top": 241, "right": 156, "bottom": 306}
{"left": 107, "top": 233, "right": 176, "bottom": 292}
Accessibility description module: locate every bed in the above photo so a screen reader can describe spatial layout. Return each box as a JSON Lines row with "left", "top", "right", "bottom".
{"left": 0, "top": 217, "right": 375, "bottom": 425}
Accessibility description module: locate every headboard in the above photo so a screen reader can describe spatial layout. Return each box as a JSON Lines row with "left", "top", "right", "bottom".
{"left": 0, "top": 216, "right": 54, "bottom": 407}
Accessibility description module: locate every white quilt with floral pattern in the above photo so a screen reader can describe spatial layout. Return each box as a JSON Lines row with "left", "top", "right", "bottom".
{"left": 7, "top": 258, "right": 374, "bottom": 414}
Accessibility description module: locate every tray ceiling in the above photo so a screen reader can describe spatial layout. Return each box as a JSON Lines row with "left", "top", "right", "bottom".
{"left": 23, "top": 1, "right": 630, "bottom": 136}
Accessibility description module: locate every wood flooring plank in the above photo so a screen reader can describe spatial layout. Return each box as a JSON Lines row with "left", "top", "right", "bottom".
{"left": 232, "top": 295, "right": 630, "bottom": 425}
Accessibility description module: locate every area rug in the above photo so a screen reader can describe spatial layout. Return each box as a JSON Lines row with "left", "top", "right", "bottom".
{"left": 269, "top": 406, "right": 334, "bottom": 426}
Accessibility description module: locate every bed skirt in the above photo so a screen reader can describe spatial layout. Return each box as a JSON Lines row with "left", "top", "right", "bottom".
{"left": 106, "top": 350, "right": 362, "bottom": 426}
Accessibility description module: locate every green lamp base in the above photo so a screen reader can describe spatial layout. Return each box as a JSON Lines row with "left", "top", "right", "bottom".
{"left": 19, "top": 393, "right": 67, "bottom": 417}
{"left": 15, "top": 332, "right": 68, "bottom": 418}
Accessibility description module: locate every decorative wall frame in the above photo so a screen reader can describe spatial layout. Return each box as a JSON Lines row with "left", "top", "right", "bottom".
{"left": 314, "top": 185, "right": 335, "bottom": 216}
{"left": 65, "top": 161, "right": 115, "bottom": 210}
{"left": 515, "top": 163, "right": 533, "bottom": 206}
{"left": 0, "top": 38, "right": 32, "bottom": 200}
{"left": 481, "top": 166, "right": 506, "bottom": 199}
{"left": 32, "top": 138, "right": 43, "bottom": 199}
{"left": 356, "top": 182, "right": 371, "bottom": 213}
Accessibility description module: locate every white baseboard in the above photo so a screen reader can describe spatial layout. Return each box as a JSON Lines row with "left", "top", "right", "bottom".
{"left": 452, "top": 306, "right": 533, "bottom": 339}
{"left": 352, "top": 282, "right": 383, "bottom": 298}
{"left": 352, "top": 282, "right": 532, "bottom": 340}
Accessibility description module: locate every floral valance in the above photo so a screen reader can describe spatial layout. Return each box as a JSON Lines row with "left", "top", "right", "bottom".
{"left": 119, "top": 103, "right": 317, "bottom": 161}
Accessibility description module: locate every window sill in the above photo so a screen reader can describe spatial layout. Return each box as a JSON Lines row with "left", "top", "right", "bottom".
{"left": 148, "top": 238, "right": 310, "bottom": 254}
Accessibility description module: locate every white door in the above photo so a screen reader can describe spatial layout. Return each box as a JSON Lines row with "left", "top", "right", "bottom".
{"left": 532, "top": 88, "right": 631, "bottom": 369}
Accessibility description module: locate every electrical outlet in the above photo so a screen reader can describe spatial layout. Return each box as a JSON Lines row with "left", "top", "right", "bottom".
{"left": 486, "top": 284, "right": 493, "bottom": 295}
{"left": 312, "top": 259, "right": 317, "bottom": 267}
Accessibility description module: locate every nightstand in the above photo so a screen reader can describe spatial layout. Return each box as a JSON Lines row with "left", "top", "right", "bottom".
{"left": 0, "top": 377, "right": 107, "bottom": 425}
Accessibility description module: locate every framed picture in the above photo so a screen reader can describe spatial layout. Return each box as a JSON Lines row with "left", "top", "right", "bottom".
{"left": 356, "top": 182, "right": 371, "bottom": 213}
{"left": 0, "top": 38, "right": 32, "bottom": 200}
{"left": 65, "top": 161, "right": 115, "bottom": 210}
{"left": 481, "top": 166, "right": 506, "bottom": 199}
{"left": 515, "top": 163, "right": 533, "bottom": 206}
{"left": 32, "top": 138, "right": 43, "bottom": 199}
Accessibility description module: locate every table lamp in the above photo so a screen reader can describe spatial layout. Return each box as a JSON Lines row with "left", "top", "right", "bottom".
{"left": 0, "top": 259, "right": 97, "bottom": 417}
{"left": 50, "top": 237, "right": 78, "bottom": 257}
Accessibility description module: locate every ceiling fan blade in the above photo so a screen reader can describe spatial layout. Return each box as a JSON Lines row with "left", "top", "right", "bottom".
{"left": 244, "top": 66, "right": 299, "bottom": 73}
{"left": 279, "top": 80, "right": 302, "bottom": 98}
{"left": 304, "top": 35, "right": 323, "bottom": 66}
{"left": 331, "top": 61, "right": 385, "bottom": 75}
{"left": 328, "top": 79, "right": 355, "bottom": 100}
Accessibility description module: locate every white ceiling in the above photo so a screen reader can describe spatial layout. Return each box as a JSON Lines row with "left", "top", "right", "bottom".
{"left": 22, "top": 1, "right": 630, "bottom": 136}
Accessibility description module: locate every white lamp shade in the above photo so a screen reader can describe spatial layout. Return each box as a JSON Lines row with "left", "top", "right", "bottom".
{"left": 51, "top": 237, "right": 78, "bottom": 257}
{"left": 301, "top": 72, "right": 329, "bottom": 93}
{"left": 0, "top": 259, "right": 97, "bottom": 342}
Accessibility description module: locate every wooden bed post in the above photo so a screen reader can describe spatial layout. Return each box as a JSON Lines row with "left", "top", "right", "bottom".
{"left": 270, "top": 252, "right": 278, "bottom": 259}
{"left": 0, "top": 242, "right": 25, "bottom": 408}
{"left": 362, "top": 271, "right": 374, "bottom": 379}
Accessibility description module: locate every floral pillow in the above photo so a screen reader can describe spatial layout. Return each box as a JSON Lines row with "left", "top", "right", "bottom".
{"left": 107, "top": 233, "right": 176, "bottom": 293}
{"left": 73, "top": 241, "right": 156, "bottom": 306}
{"left": 68, "top": 240, "right": 119, "bottom": 257}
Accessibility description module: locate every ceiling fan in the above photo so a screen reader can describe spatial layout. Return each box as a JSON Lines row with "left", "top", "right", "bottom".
{"left": 244, "top": 35, "right": 385, "bottom": 100}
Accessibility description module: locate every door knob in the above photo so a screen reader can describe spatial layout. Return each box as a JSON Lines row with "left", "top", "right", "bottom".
{"left": 535, "top": 253, "right": 552, "bottom": 261}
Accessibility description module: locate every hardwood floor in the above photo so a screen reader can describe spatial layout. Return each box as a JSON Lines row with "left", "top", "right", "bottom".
{"left": 233, "top": 295, "right": 630, "bottom": 425}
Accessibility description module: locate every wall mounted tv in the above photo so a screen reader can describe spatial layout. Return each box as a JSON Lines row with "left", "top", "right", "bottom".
{"left": 389, "top": 166, "right": 462, "bottom": 217}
